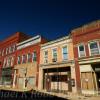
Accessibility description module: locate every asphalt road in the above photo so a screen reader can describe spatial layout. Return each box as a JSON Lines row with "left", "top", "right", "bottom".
{"left": 0, "top": 90, "right": 67, "bottom": 100}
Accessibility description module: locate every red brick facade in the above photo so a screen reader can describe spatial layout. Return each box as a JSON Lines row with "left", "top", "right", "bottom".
{"left": 71, "top": 20, "right": 100, "bottom": 93}
{"left": 0, "top": 32, "right": 31, "bottom": 85}
{"left": 15, "top": 37, "right": 47, "bottom": 87}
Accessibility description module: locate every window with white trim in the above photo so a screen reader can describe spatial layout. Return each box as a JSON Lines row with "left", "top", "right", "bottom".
{"left": 52, "top": 48, "right": 57, "bottom": 62}
{"left": 17, "top": 56, "right": 21, "bottom": 64}
{"left": 3, "top": 58, "right": 7, "bottom": 67}
{"left": 7, "top": 57, "right": 11, "bottom": 67}
{"left": 78, "top": 44, "right": 86, "bottom": 57}
{"left": 13, "top": 45, "right": 16, "bottom": 52}
{"left": 62, "top": 46, "right": 68, "bottom": 60}
{"left": 2, "top": 49, "right": 4, "bottom": 56}
{"left": 22, "top": 55, "right": 27, "bottom": 63}
{"left": 6, "top": 48, "right": 9, "bottom": 55}
{"left": 44, "top": 51, "right": 48, "bottom": 63}
{"left": 89, "top": 41, "right": 100, "bottom": 56}
{"left": 11, "top": 57, "right": 14, "bottom": 66}
{"left": 27, "top": 53, "right": 31, "bottom": 62}
{"left": 32, "top": 51, "right": 37, "bottom": 61}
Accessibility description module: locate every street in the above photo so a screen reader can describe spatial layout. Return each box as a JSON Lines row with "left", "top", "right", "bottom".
{"left": 0, "top": 90, "right": 67, "bottom": 100}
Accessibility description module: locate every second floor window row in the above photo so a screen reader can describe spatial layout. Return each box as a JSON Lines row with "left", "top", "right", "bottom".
{"left": 0, "top": 44, "right": 16, "bottom": 56}
{"left": 78, "top": 41, "right": 100, "bottom": 58}
{"left": 17, "top": 52, "right": 37, "bottom": 64}
{"left": 44, "top": 46, "right": 68, "bottom": 63}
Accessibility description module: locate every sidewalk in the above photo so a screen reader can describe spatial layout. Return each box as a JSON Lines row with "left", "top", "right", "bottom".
{"left": 37, "top": 90, "right": 100, "bottom": 100}
{"left": 69, "top": 95, "right": 100, "bottom": 100}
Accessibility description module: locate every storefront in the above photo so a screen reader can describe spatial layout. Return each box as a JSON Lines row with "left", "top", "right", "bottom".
{"left": 43, "top": 67, "right": 72, "bottom": 93}
{"left": 13, "top": 62, "right": 37, "bottom": 90}
{"left": 79, "top": 58, "right": 100, "bottom": 95}
{"left": 39, "top": 61, "right": 76, "bottom": 93}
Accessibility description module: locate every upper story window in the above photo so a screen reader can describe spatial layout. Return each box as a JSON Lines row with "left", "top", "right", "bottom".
{"left": 62, "top": 46, "right": 68, "bottom": 60}
{"left": 17, "top": 56, "right": 21, "bottom": 64}
{"left": 9, "top": 46, "right": 11, "bottom": 53}
{"left": 78, "top": 44, "right": 86, "bottom": 58}
{"left": 10, "top": 57, "right": 14, "bottom": 66}
{"left": 2, "top": 49, "right": 4, "bottom": 56}
{"left": 0, "top": 50, "right": 1, "bottom": 56}
{"left": 32, "top": 51, "right": 37, "bottom": 61}
{"left": 89, "top": 41, "right": 100, "bottom": 56}
{"left": 22, "top": 55, "right": 27, "bottom": 63}
{"left": 52, "top": 48, "right": 57, "bottom": 62}
{"left": 27, "top": 53, "right": 31, "bottom": 62}
{"left": 10, "top": 46, "right": 13, "bottom": 53}
{"left": 44, "top": 51, "right": 48, "bottom": 63}
{"left": 7, "top": 57, "right": 11, "bottom": 67}
{"left": 6, "top": 48, "right": 9, "bottom": 55}
{"left": 3, "top": 58, "right": 7, "bottom": 67}
{"left": 13, "top": 45, "right": 16, "bottom": 52}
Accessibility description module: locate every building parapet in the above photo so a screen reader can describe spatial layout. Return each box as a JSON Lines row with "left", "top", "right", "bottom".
{"left": 71, "top": 20, "right": 100, "bottom": 35}
{"left": 41, "top": 36, "right": 70, "bottom": 48}
{"left": 17, "top": 35, "right": 41, "bottom": 50}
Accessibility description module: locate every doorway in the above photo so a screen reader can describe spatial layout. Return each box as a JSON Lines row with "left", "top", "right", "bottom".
{"left": 96, "top": 72, "right": 100, "bottom": 91}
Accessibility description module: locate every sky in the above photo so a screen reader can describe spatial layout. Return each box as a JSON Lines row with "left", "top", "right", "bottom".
{"left": 0, "top": 0, "right": 100, "bottom": 41}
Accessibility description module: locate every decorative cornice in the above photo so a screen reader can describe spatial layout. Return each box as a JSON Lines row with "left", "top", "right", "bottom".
{"left": 41, "top": 36, "right": 70, "bottom": 48}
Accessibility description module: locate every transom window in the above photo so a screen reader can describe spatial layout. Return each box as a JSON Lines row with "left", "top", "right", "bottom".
{"left": 78, "top": 44, "right": 86, "bottom": 57}
{"left": 89, "top": 41, "right": 100, "bottom": 56}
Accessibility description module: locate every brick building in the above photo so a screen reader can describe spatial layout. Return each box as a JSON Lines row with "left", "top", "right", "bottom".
{"left": 0, "top": 32, "right": 31, "bottom": 87}
{"left": 39, "top": 36, "right": 77, "bottom": 93}
{"left": 71, "top": 20, "right": 100, "bottom": 95}
{"left": 13, "top": 35, "right": 47, "bottom": 90}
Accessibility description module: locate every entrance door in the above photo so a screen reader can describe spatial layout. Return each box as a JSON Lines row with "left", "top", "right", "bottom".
{"left": 96, "top": 72, "right": 100, "bottom": 91}
{"left": 45, "top": 75, "right": 51, "bottom": 92}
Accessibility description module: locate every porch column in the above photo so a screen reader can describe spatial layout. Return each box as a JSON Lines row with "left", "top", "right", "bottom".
{"left": 13, "top": 70, "right": 16, "bottom": 88}
{"left": 38, "top": 67, "right": 43, "bottom": 90}
{"left": 71, "top": 64, "right": 77, "bottom": 93}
